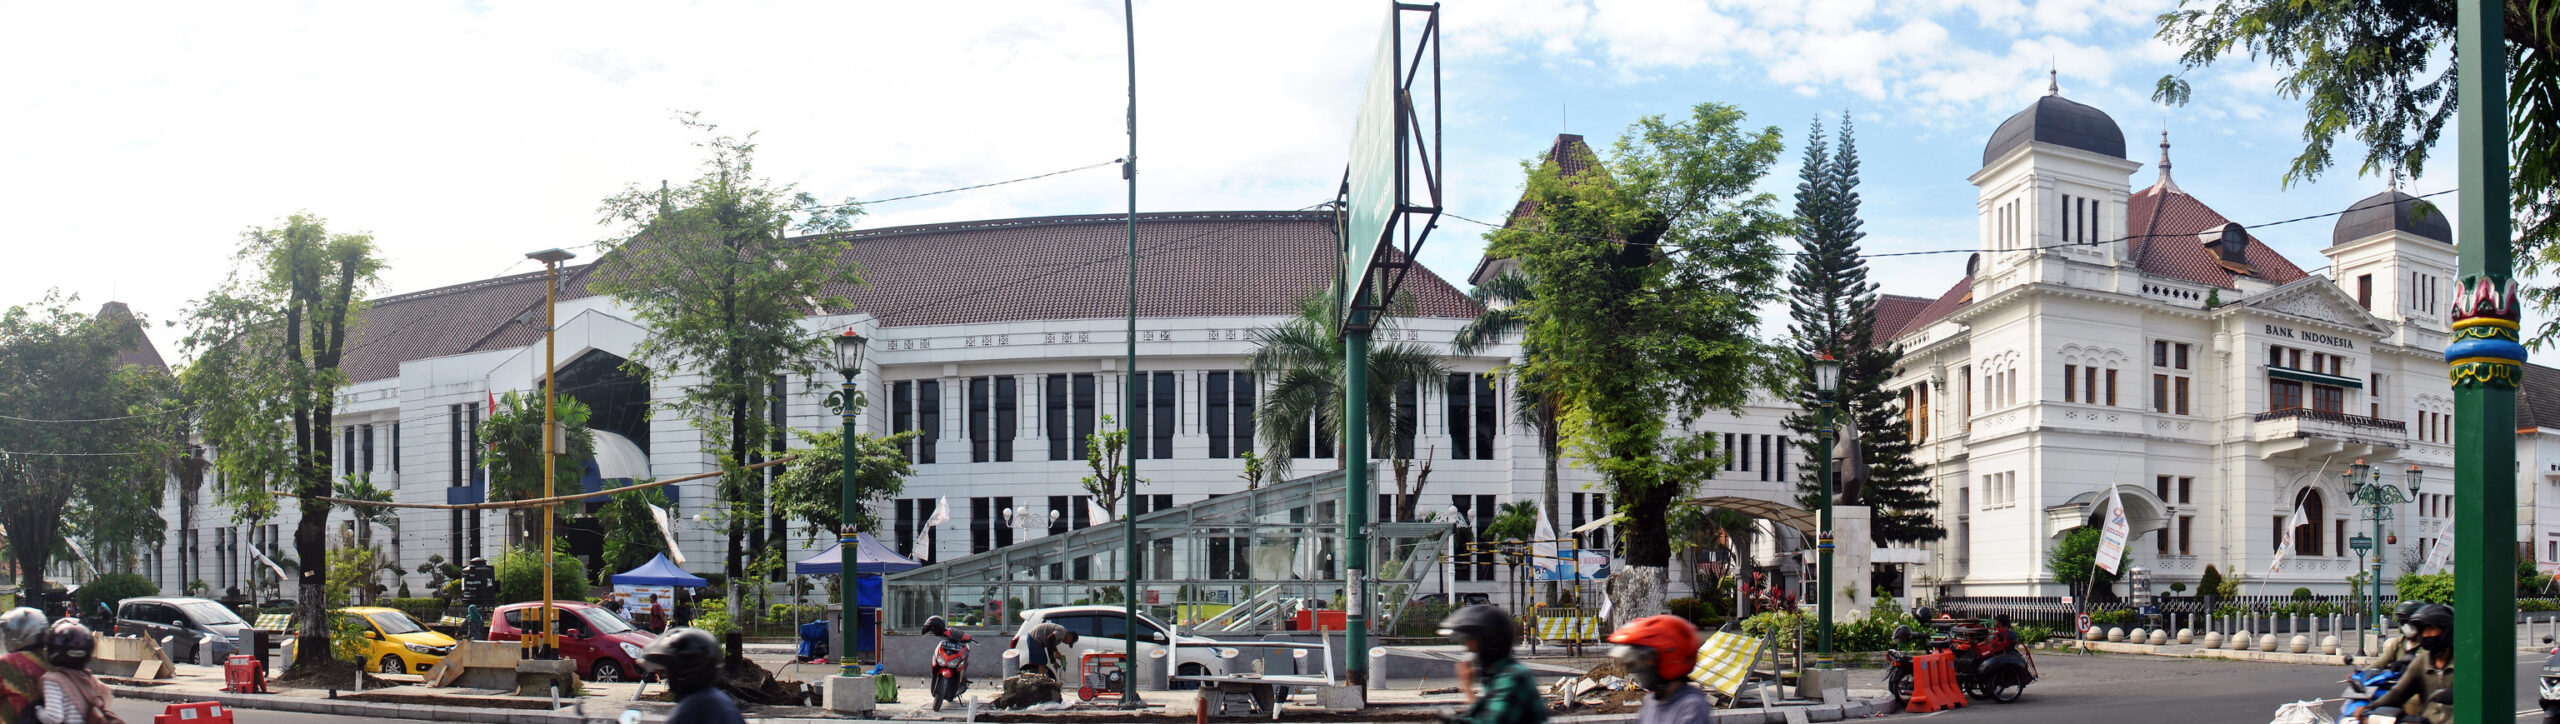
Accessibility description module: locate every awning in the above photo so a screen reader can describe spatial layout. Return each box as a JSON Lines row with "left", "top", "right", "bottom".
{"left": 2267, "top": 366, "right": 2364, "bottom": 388}
{"left": 793, "top": 533, "right": 923, "bottom": 576}
{"left": 609, "top": 553, "right": 708, "bottom": 587}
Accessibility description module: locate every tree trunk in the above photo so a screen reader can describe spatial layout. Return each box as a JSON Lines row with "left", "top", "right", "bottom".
{"left": 1539, "top": 408, "right": 1560, "bottom": 606}
{"left": 11, "top": 513, "right": 53, "bottom": 602}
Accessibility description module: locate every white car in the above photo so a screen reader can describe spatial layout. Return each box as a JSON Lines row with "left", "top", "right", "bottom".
{"left": 1007, "top": 605, "right": 1230, "bottom": 687}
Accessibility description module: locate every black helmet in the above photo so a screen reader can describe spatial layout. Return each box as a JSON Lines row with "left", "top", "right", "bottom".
{"left": 923, "top": 616, "right": 948, "bottom": 637}
{"left": 2392, "top": 600, "right": 2424, "bottom": 624}
{"left": 43, "top": 620, "right": 93, "bottom": 669}
{"left": 640, "top": 627, "right": 722, "bottom": 694}
{"left": 2409, "top": 604, "right": 2455, "bottom": 657}
{"left": 1436, "top": 605, "right": 1516, "bottom": 665}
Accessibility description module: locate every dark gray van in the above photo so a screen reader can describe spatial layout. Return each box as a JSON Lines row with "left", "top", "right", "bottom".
{"left": 114, "top": 597, "right": 248, "bottom": 663}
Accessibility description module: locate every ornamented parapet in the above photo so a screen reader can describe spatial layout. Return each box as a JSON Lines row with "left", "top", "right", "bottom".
{"left": 2447, "top": 275, "right": 2526, "bottom": 389}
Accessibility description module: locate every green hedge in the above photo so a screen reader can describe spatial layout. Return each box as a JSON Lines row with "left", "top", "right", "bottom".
{"left": 74, "top": 573, "right": 159, "bottom": 615}
{"left": 496, "top": 546, "right": 589, "bottom": 605}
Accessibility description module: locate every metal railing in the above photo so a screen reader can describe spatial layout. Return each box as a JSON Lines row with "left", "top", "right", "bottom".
{"left": 2252, "top": 406, "right": 2408, "bottom": 432}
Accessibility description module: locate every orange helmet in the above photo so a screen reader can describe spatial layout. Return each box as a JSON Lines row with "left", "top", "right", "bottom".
{"left": 1605, "top": 615, "right": 1701, "bottom": 682}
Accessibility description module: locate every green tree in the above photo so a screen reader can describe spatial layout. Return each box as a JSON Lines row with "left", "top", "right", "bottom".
{"left": 590, "top": 114, "right": 864, "bottom": 623}
{"left": 494, "top": 544, "right": 590, "bottom": 606}
{"left": 770, "top": 427, "right": 916, "bottom": 545}
{"left": 1248, "top": 293, "right": 1450, "bottom": 520}
{"left": 0, "top": 294, "right": 176, "bottom": 594}
{"left": 1484, "top": 102, "right": 1791, "bottom": 618}
{"left": 2044, "top": 526, "right": 2131, "bottom": 596}
{"left": 478, "top": 390, "right": 595, "bottom": 546}
{"left": 593, "top": 479, "right": 673, "bottom": 583}
{"left": 1780, "top": 114, "right": 1941, "bottom": 543}
{"left": 2148, "top": 1, "right": 2560, "bottom": 341}
{"left": 1454, "top": 271, "right": 1564, "bottom": 533}
{"left": 335, "top": 475, "right": 397, "bottom": 603}
{"left": 181, "top": 213, "right": 383, "bottom": 670}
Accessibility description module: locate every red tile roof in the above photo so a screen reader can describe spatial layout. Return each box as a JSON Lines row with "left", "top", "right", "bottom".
{"left": 340, "top": 211, "right": 1481, "bottom": 382}
{"left": 1473, "top": 134, "right": 1598, "bottom": 285}
{"left": 1871, "top": 294, "right": 1936, "bottom": 343}
{"left": 2126, "top": 187, "right": 2311, "bottom": 288}
{"left": 1886, "top": 276, "right": 1974, "bottom": 344}
{"left": 94, "top": 302, "right": 167, "bottom": 370}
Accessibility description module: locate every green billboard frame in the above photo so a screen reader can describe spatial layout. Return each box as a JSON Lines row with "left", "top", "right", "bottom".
{"left": 1338, "top": 2, "right": 1441, "bottom": 331}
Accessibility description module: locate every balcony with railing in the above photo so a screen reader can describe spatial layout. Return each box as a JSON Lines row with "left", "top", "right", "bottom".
{"left": 2252, "top": 406, "right": 2407, "bottom": 460}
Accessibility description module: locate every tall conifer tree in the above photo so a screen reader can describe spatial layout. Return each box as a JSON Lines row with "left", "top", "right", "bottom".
{"left": 1782, "top": 114, "right": 1943, "bottom": 543}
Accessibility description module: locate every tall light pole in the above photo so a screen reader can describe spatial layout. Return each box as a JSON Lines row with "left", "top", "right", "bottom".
{"left": 526, "top": 247, "right": 576, "bottom": 660}
{"left": 1118, "top": 0, "right": 1145, "bottom": 706}
{"left": 1811, "top": 353, "right": 1841, "bottom": 670}
{"left": 2345, "top": 461, "right": 2419, "bottom": 633}
{"left": 2453, "top": 0, "right": 2521, "bottom": 715}
{"left": 831, "top": 329, "right": 869, "bottom": 677}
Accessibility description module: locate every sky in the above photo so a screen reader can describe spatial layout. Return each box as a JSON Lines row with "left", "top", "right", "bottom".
{"left": 0, "top": 0, "right": 2465, "bottom": 357}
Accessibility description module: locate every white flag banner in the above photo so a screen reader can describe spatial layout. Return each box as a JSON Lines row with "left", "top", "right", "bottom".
{"left": 915, "top": 497, "right": 952, "bottom": 560}
{"left": 248, "top": 545, "right": 290, "bottom": 581}
{"left": 1532, "top": 506, "right": 1560, "bottom": 580}
{"left": 1089, "top": 497, "right": 1114, "bottom": 526}
{"left": 2094, "top": 486, "right": 2130, "bottom": 575}
{"left": 2269, "top": 500, "right": 2309, "bottom": 574}
{"left": 647, "top": 503, "right": 686, "bottom": 565}
{"left": 2426, "top": 523, "right": 2456, "bottom": 572}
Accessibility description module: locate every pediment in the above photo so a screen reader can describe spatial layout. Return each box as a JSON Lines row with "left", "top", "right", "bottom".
{"left": 2236, "top": 277, "right": 2393, "bottom": 337}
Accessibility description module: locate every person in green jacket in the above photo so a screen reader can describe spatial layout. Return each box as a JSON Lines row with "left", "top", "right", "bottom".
{"left": 1439, "top": 605, "right": 1545, "bottom": 724}
{"left": 2370, "top": 600, "right": 2424, "bottom": 669}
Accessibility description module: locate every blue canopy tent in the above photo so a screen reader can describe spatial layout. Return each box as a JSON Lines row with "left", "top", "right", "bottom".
{"left": 610, "top": 554, "right": 708, "bottom": 587}
{"left": 792, "top": 533, "right": 921, "bottom": 660}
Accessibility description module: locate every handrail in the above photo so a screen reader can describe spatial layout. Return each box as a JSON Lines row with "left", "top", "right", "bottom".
{"left": 2251, "top": 406, "right": 2407, "bottom": 432}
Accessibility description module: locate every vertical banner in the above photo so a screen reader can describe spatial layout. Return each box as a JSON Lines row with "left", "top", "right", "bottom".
{"left": 2094, "top": 487, "right": 2129, "bottom": 575}
{"left": 647, "top": 503, "right": 685, "bottom": 565}
{"left": 2269, "top": 501, "right": 2308, "bottom": 575}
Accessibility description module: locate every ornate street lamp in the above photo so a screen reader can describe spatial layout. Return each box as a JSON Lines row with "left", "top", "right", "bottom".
{"left": 2345, "top": 460, "right": 2420, "bottom": 635}
{"left": 831, "top": 329, "right": 868, "bottom": 677}
{"left": 1811, "top": 353, "right": 1842, "bottom": 669}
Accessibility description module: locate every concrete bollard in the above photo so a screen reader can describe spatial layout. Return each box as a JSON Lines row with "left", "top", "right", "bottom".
{"left": 2260, "top": 632, "right": 2280, "bottom": 652}
{"left": 2108, "top": 627, "right": 2127, "bottom": 642}
{"left": 2289, "top": 634, "right": 2310, "bottom": 654}
{"left": 2232, "top": 631, "right": 2253, "bottom": 650}
{"left": 2321, "top": 635, "right": 2339, "bottom": 655}
{"left": 2201, "top": 631, "right": 2223, "bottom": 649}
{"left": 2149, "top": 629, "right": 2168, "bottom": 646}
{"left": 2177, "top": 628, "right": 2194, "bottom": 645}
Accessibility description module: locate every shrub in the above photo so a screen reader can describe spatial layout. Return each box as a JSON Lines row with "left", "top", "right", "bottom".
{"left": 2090, "top": 609, "right": 2136, "bottom": 627}
{"left": 495, "top": 546, "right": 589, "bottom": 605}
{"left": 2397, "top": 572, "right": 2454, "bottom": 604}
{"left": 329, "top": 612, "right": 371, "bottom": 666}
{"left": 2168, "top": 582, "right": 2188, "bottom": 594}
{"left": 2016, "top": 624, "right": 2055, "bottom": 644}
{"left": 382, "top": 597, "right": 447, "bottom": 623}
{"left": 1665, "top": 598, "right": 1710, "bottom": 625}
{"left": 694, "top": 598, "right": 733, "bottom": 634}
{"left": 2524, "top": 599, "right": 2560, "bottom": 612}
{"left": 1740, "top": 611, "right": 1807, "bottom": 643}
{"left": 2291, "top": 587, "right": 2315, "bottom": 601}
{"left": 74, "top": 573, "right": 158, "bottom": 615}
{"left": 768, "top": 604, "right": 826, "bottom": 623}
{"left": 2198, "top": 566, "right": 2224, "bottom": 600}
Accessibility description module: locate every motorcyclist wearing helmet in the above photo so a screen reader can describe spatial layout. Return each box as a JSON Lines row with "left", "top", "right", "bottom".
{"left": 641, "top": 628, "right": 742, "bottom": 724}
{"left": 31, "top": 621, "right": 115, "bottom": 724}
{"left": 1439, "top": 605, "right": 1543, "bottom": 724}
{"left": 1606, "top": 615, "right": 1709, "bottom": 724}
{"left": 2372, "top": 601, "right": 2426, "bottom": 669}
{"left": 0, "top": 609, "right": 52, "bottom": 724}
{"left": 2373, "top": 604, "right": 2456, "bottom": 723}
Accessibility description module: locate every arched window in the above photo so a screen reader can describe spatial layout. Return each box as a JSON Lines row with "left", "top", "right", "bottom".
{"left": 2292, "top": 488, "right": 2326, "bottom": 556}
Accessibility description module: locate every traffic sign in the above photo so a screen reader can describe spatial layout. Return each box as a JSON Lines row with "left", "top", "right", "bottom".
{"left": 2350, "top": 534, "right": 2375, "bottom": 554}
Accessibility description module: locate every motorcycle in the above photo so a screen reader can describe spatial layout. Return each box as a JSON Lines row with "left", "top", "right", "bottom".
{"left": 1884, "top": 622, "right": 2038, "bottom": 705}
{"left": 2539, "top": 635, "right": 2560, "bottom": 723}
{"left": 930, "top": 630, "right": 976, "bottom": 711}
{"left": 2338, "top": 660, "right": 2406, "bottom": 720}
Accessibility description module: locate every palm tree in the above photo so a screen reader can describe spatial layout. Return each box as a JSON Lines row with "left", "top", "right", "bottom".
{"left": 1249, "top": 292, "right": 1450, "bottom": 520}
{"left": 1451, "top": 272, "right": 1562, "bottom": 542}
{"left": 338, "top": 475, "right": 396, "bottom": 604}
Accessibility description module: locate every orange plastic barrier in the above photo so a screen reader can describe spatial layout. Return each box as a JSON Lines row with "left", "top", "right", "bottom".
{"left": 153, "top": 702, "right": 233, "bottom": 724}
{"left": 1903, "top": 651, "right": 1967, "bottom": 713}
{"left": 221, "top": 655, "right": 267, "bottom": 694}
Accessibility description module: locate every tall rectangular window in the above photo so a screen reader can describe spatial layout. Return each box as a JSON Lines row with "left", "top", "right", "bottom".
{"left": 1047, "top": 374, "right": 1098, "bottom": 461}
{"left": 2178, "top": 515, "right": 2193, "bottom": 554}
{"left": 1760, "top": 434, "right": 1775, "bottom": 482}
{"left": 389, "top": 422, "right": 400, "bottom": 474}
{"left": 1208, "top": 371, "right": 1231, "bottom": 458}
{"left": 2104, "top": 369, "right": 2119, "bottom": 406}
{"left": 1395, "top": 380, "right": 1419, "bottom": 460}
{"left": 360, "top": 425, "right": 375, "bottom": 474}
{"left": 893, "top": 381, "right": 915, "bottom": 461}
{"left": 2153, "top": 374, "right": 2169, "bottom": 413}
{"left": 1204, "top": 371, "right": 1257, "bottom": 459}
{"left": 1447, "top": 373, "right": 1473, "bottom": 459}
{"left": 970, "top": 497, "right": 991, "bottom": 554}
{"left": 2064, "top": 364, "right": 2078, "bottom": 402}
{"left": 342, "top": 427, "right": 356, "bottom": 475}
{"left": 969, "top": 378, "right": 991, "bottom": 463}
{"left": 2271, "top": 380, "right": 2303, "bottom": 411}
{"left": 1128, "top": 372, "right": 1174, "bottom": 460}
{"left": 917, "top": 380, "right": 940, "bottom": 464}
{"left": 1473, "top": 374, "right": 1497, "bottom": 459}
{"left": 995, "top": 377, "right": 1016, "bottom": 462}
{"left": 2179, "top": 476, "right": 2192, "bottom": 503}
{"left": 1047, "top": 374, "right": 1069, "bottom": 460}
{"left": 1959, "top": 365, "right": 1973, "bottom": 429}
{"left": 2357, "top": 274, "right": 2374, "bottom": 309}
{"left": 2175, "top": 377, "right": 2191, "bottom": 415}
{"left": 1073, "top": 374, "right": 1095, "bottom": 460}
{"left": 2334, "top": 519, "right": 2347, "bottom": 557}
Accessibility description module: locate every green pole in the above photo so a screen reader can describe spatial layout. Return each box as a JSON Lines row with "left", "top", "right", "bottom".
{"left": 838, "top": 374, "right": 861, "bottom": 677}
{"left": 1817, "top": 397, "right": 1835, "bottom": 668}
{"left": 1120, "top": 0, "right": 1143, "bottom": 706}
{"left": 2371, "top": 513, "right": 2383, "bottom": 633}
{"left": 2452, "top": 0, "right": 2518, "bottom": 717}
{"left": 1345, "top": 306, "right": 1372, "bottom": 688}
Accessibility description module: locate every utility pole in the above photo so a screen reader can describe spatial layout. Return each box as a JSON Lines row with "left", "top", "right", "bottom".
{"left": 1119, "top": 0, "right": 1144, "bottom": 707}
{"left": 526, "top": 247, "right": 576, "bottom": 660}
{"left": 2452, "top": 0, "right": 2518, "bottom": 718}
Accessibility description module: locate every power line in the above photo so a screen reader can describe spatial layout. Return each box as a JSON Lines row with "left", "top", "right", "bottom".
{"left": 0, "top": 409, "right": 183, "bottom": 424}
{"left": 793, "top": 159, "right": 1126, "bottom": 211}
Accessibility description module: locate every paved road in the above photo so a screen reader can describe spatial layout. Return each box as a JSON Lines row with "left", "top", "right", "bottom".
{"left": 109, "top": 696, "right": 356, "bottom": 724}
{"left": 1878, "top": 651, "right": 2550, "bottom": 722}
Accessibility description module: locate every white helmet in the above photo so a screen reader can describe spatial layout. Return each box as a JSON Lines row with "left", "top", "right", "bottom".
{"left": 0, "top": 608, "right": 46, "bottom": 653}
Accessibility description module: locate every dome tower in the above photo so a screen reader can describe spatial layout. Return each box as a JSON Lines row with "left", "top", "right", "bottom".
{"left": 1968, "top": 72, "right": 2144, "bottom": 291}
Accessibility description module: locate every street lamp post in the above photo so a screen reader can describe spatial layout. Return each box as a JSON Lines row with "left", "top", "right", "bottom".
{"left": 1811, "top": 353, "right": 1841, "bottom": 670}
{"left": 832, "top": 330, "right": 869, "bottom": 677}
{"left": 2345, "top": 461, "right": 2420, "bottom": 635}
{"left": 526, "top": 247, "right": 575, "bottom": 660}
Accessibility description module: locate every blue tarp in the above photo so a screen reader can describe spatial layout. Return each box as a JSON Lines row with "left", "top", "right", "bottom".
{"left": 609, "top": 553, "right": 708, "bottom": 587}
{"left": 791, "top": 533, "right": 922, "bottom": 576}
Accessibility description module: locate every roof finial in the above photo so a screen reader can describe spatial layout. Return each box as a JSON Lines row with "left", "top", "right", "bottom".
{"left": 2389, "top": 163, "right": 2404, "bottom": 191}
{"left": 2048, "top": 68, "right": 2059, "bottom": 96}
{"left": 2152, "top": 129, "right": 2184, "bottom": 194}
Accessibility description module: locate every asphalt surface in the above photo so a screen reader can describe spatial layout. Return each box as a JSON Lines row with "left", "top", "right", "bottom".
{"left": 1877, "top": 650, "right": 2551, "bottom": 722}
{"left": 108, "top": 696, "right": 360, "bottom": 724}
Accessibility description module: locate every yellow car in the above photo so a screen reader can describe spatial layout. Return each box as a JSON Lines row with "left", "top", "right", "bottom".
{"left": 341, "top": 607, "right": 456, "bottom": 675}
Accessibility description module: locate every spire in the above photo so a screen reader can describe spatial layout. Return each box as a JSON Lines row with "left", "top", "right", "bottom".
{"left": 2151, "top": 129, "right": 2184, "bottom": 194}
{"left": 2047, "top": 69, "right": 2059, "bottom": 96}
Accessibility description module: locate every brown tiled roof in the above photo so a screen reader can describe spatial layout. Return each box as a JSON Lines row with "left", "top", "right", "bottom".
{"left": 94, "top": 302, "right": 166, "bottom": 370}
{"left": 2126, "top": 187, "right": 2311, "bottom": 289}
{"left": 339, "top": 211, "right": 1481, "bottom": 382}
{"left": 1885, "top": 276, "right": 1973, "bottom": 344}
{"left": 1472, "top": 134, "right": 1599, "bottom": 285}
{"left": 1871, "top": 294, "right": 1936, "bottom": 343}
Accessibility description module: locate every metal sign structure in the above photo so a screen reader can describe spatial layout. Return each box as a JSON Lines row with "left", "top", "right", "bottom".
{"left": 1337, "top": 2, "right": 1443, "bottom": 331}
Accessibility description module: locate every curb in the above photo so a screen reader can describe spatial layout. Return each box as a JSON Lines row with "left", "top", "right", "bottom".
{"left": 109, "top": 685, "right": 606, "bottom": 724}
{"left": 1551, "top": 695, "right": 1895, "bottom": 723}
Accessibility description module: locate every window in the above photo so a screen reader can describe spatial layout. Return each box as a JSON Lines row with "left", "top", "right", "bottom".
{"left": 1288, "top": 411, "right": 1335, "bottom": 460}
{"left": 1204, "top": 371, "right": 1257, "bottom": 459}
{"left": 2291, "top": 488, "right": 2325, "bottom": 556}
{"left": 2155, "top": 475, "right": 2171, "bottom": 501}
{"left": 341, "top": 427, "right": 356, "bottom": 475}
{"left": 894, "top": 498, "right": 949, "bottom": 562}
{"left": 2065, "top": 364, "right": 2078, "bottom": 402}
{"left": 2358, "top": 274, "right": 2373, "bottom": 309}
{"left": 965, "top": 376, "right": 1019, "bottom": 463}
{"left": 1128, "top": 372, "right": 1174, "bottom": 460}
{"left": 1046, "top": 374, "right": 1098, "bottom": 461}
{"left": 1448, "top": 373, "right": 1497, "bottom": 460}
{"left": 1395, "top": 380, "right": 1419, "bottom": 460}
{"left": 1451, "top": 494, "right": 1496, "bottom": 581}
{"left": 2271, "top": 380, "right": 2303, "bottom": 411}
{"left": 2178, "top": 515, "right": 2193, "bottom": 554}
{"left": 1760, "top": 434, "right": 1776, "bottom": 482}
{"left": 2155, "top": 342, "right": 2192, "bottom": 414}
{"left": 2335, "top": 519, "right": 2348, "bottom": 557}
{"left": 359, "top": 424, "right": 374, "bottom": 473}
{"left": 2371, "top": 374, "right": 2384, "bottom": 418}
{"left": 2175, "top": 377, "right": 2190, "bottom": 415}
{"left": 2104, "top": 369, "right": 2118, "bottom": 406}
{"left": 2179, "top": 476, "right": 2192, "bottom": 504}
{"left": 2310, "top": 385, "right": 2344, "bottom": 414}
{"left": 1959, "top": 366, "right": 1973, "bottom": 429}
{"left": 2157, "top": 514, "right": 2172, "bottom": 553}
{"left": 1723, "top": 433, "right": 1738, "bottom": 472}
{"left": 2153, "top": 374, "right": 2169, "bottom": 413}
{"left": 389, "top": 422, "right": 400, "bottom": 474}
{"left": 891, "top": 381, "right": 941, "bottom": 464}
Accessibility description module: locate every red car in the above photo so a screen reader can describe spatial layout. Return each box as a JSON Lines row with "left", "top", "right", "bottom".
{"left": 487, "top": 602, "right": 656, "bottom": 682}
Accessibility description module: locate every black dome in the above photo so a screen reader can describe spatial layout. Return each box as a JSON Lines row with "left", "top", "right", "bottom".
{"left": 1982, "top": 95, "right": 2128, "bottom": 166}
{"left": 2332, "top": 190, "right": 2452, "bottom": 245}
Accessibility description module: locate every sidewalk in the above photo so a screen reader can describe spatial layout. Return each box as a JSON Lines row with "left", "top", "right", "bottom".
{"left": 2036, "top": 632, "right": 2553, "bottom": 666}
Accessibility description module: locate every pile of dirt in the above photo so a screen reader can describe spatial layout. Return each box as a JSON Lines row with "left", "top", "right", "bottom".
{"left": 1546, "top": 660, "right": 1640, "bottom": 713}
{"left": 714, "top": 657, "right": 808, "bottom": 706}
{"left": 990, "top": 673, "right": 1063, "bottom": 709}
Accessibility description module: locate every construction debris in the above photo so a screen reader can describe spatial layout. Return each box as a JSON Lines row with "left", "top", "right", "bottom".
{"left": 1546, "top": 660, "right": 1641, "bottom": 713}
{"left": 716, "top": 656, "right": 809, "bottom": 706}
{"left": 991, "top": 673, "right": 1064, "bottom": 709}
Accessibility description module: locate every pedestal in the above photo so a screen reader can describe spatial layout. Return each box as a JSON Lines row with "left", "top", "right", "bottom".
{"left": 512, "top": 659, "right": 574, "bottom": 697}
{"left": 826, "top": 675, "right": 878, "bottom": 714}
{"left": 1796, "top": 668, "right": 1850, "bottom": 703}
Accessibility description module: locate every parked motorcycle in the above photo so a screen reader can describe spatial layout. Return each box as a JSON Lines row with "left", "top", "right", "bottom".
{"left": 930, "top": 630, "right": 976, "bottom": 711}
{"left": 2538, "top": 635, "right": 2560, "bottom": 724}
{"left": 1884, "top": 622, "right": 2038, "bottom": 705}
